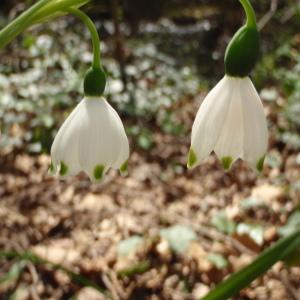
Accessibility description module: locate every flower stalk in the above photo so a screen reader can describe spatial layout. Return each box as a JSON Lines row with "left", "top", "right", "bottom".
{"left": 0, "top": 0, "right": 89, "bottom": 49}
{"left": 224, "top": 0, "right": 259, "bottom": 77}
{"left": 64, "top": 8, "right": 107, "bottom": 96}
{"left": 0, "top": 0, "right": 49, "bottom": 49}
{"left": 65, "top": 7, "right": 107, "bottom": 96}
{"left": 30, "top": 0, "right": 90, "bottom": 24}
{"left": 239, "top": 0, "right": 257, "bottom": 28}
{"left": 66, "top": 7, "right": 101, "bottom": 69}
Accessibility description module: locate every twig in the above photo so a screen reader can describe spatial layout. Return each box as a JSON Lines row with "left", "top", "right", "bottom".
{"left": 166, "top": 212, "right": 256, "bottom": 256}
{"left": 102, "top": 273, "right": 120, "bottom": 300}
{"left": 280, "top": 0, "right": 300, "bottom": 23}
{"left": 109, "top": 271, "right": 127, "bottom": 299}
{"left": 277, "top": 271, "right": 300, "bottom": 300}
{"left": 197, "top": 225, "right": 257, "bottom": 256}
{"left": 27, "top": 262, "right": 39, "bottom": 284}
{"left": 29, "top": 285, "right": 41, "bottom": 300}
{"left": 27, "top": 262, "right": 40, "bottom": 300}
{"left": 258, "top": 0, "right": 278, "bottom": 30}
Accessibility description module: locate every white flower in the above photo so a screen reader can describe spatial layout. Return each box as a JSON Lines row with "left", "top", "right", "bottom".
{"left": 188, "top": 75, "right": 268, "bottom": 171}
{"left": 50, "top": 97, "right": 129, "bottom": 181}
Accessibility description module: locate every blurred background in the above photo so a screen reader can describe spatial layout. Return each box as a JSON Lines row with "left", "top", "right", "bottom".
{"left": 0, "top": 0, "right": 300, "bottom": 299}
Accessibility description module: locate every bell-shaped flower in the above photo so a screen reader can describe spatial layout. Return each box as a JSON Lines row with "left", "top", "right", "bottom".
{"left": 188, "top": 75, "right": 268, "bottom": 171}
{"left": 50, "top": 97, "right": 129, "bottom": 181}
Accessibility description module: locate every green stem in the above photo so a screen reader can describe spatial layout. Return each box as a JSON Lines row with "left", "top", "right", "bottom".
{"left": 0, "top": 250, "right": 108, "bottom": 295}
{"left": 0, "top": 0, "right": 90, "bottom": 50}
{"left": 0, "top": 0, "right": 50, "bottom": 49}
{"left": 66, "top": 8, "right": 101, "bottom": 69}
{"left": 29, "top": 0, "right": 90, "bottom": 25}
{"left": 201, "top": 227, "right": 300, "bottom": 300}
{"left": 239, "top": 0, "right": 257, "bottom": 28}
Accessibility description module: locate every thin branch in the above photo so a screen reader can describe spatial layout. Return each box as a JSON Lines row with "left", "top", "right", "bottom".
{"left": 166, "top": 212, "right": 256, "bottom": 256}
{"left": 280, "top": 0, "right": 300, "bottom": 23}
{"left": 277, "top": 271, "right": 300, "bottom": 300}
{"left": 258, "top": 0, "right": 278, "bottom": 30}
{"left": 102, "top": 273, "right": 120, "bottom": 300}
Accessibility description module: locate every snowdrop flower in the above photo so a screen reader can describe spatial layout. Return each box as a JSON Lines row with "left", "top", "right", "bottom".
{"left": 188, "top": 0, "right": 268, "bottom": 171}
{"left": 50, "top": 60, "right": 129, "bottom": 181}
{"left": 50, "top": 96, "right": 129, "bottom": 181}
{"left": 188, "top": 75, "right": 268, "bottom": 171}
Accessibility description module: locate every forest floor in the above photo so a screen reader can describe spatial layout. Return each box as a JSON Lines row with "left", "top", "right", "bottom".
{"left": 1, "top": 2, "right": 300, "bottom": 299}
{"left": 1, "top": 97, "right": 300, "bottom": 300}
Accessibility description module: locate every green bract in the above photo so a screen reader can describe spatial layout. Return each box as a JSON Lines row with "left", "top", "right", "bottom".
{"left": 224, "top": 25, "right": 259, "bottom": 77}
{"left": 84, "top": 67, "right": 107, "bottom": 96}
{"left": 224, "top": 0, "right": 259, "bottom": 77}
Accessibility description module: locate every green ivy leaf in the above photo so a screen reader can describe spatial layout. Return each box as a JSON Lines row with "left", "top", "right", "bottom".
{"left": 278, "top": 210, "right": 300, "bottom": 237}
{"left": 240, "top": 197, "right": 266, "bottom": 210}
{"left": 237, "top": 223, "right": 264, "bottom": 246}
{"left": 117, "top": 236, "right": 144, "bottom": 257}
{"left": 212, "top": 212, "right": 236, "bottom": 234}
{"left": 137, "top": 129, "right": 153, "bottom": 150}
{"left": 207, "top": 254, "right": 228, "bottom": 269}
{"left": 160, "top": 224, "right": 197, "bottom": 254}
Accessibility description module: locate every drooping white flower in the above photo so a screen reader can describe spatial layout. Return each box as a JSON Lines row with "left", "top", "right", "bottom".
{"left": 188, "top": 75, "right": 268, "bottom": 171}
{"left": 50, "top": 97, "right": 129, "bottom": 181}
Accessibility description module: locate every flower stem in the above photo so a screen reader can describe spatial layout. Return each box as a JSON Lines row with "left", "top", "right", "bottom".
{"left": 66, "top": 8, "right": 101, "bottom": 69}
{"left": 29, "top": 0, "right": 90, "bottom": 25}
{"left": 0, "top": 0, "right": 90, "bottom": 50}
{"left": 201, "top": 227, "right": 300, "bottom": 300}
{"left": 0, "top": 0, "right": 50, "bottom": 49}
{"left": 239, "top": 0, "right": 257, "bottom": 28}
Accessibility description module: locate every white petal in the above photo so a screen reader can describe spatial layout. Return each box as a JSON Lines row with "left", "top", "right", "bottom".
{"left": 77, "top": 97, "right": 129, "bottom": 180}
{"left": 107, "top": 104, "right": 129, "bottom": 169}
{"left": 50, "top": 96, "right": 129, "bottom": 181}
{"left": 214, "top": 77, "right": 244, "bottom": 165}
{"left": 50, "top": 100, "right": 83, "bottom": 176}
{"left": 241, "top": 77, "right": 268, "bottom": 169}
{"left": 190, "top": 76, "right": 233, "bottom": 166}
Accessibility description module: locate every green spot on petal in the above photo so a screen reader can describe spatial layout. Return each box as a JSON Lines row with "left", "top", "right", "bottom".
{"left": 120, "top": 160, "right": 128, "bottom": 175}
{"left": 222, "top": 156, "right": 233, "bottom": 170}
{"left": 94, "top": 165, "right": 105, "bottom": 180}
{"left": 187, "top": 148, "right": 197, "bottom": 169}
{"left": 59, "top": 161, "right": 68, "bottom": 176}
{"left": 256, "top": 155, "right": 265, "bottom": 172}
{"left": 49, "top": 162, "right": 54, "bottom": 173}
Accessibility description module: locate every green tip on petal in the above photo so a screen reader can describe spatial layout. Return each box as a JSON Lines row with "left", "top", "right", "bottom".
{"left": 49, "top": 161, "right": 54, "bottom": 173}
{"left": 187, "top": 148, "right": 197, "bottom": 169}
{"left": 221, "top": 156, "right": 233, "bottom": 171}
{"left": 94, "top": 165, "right": 105, "bottom": 180}
{"left": 256, "top": 155, "right": 265, "bottom": 172}
{"left": 59, "top": 161, "right": 68, "bottom": 176}
{"left": 120, "top": 160, "right": 128, "bottom": 176}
